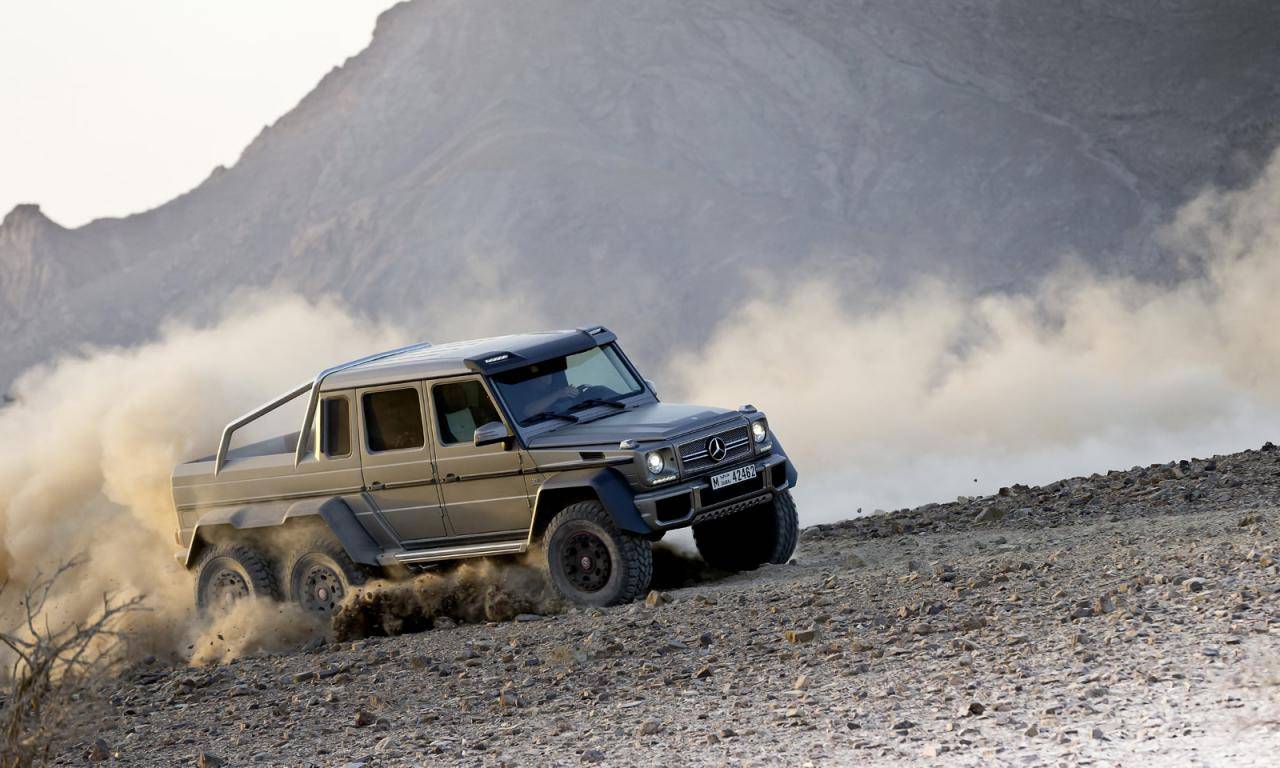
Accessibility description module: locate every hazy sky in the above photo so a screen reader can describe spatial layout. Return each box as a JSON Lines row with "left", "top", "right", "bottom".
{"left": 0, "top": 0, "right": 398, "bottom": 228}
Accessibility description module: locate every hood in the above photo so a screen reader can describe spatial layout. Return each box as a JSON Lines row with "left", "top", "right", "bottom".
{"left": 524, "top": 403, "right": 743, "bottom": 448}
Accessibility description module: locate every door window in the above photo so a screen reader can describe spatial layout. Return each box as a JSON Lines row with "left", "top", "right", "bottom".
{"left": 432, "top": 380, "right": 502, "bottom": 445}
{"left": 362, "top": 388, "right": 425, "bottom": 452}
{"left": 320, "top": 396, "right": 351, "bottom": 457}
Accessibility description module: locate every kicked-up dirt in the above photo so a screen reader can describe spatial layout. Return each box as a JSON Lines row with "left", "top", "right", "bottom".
{"left": 64, "top": 445, "right": 1280, "bottom": 766}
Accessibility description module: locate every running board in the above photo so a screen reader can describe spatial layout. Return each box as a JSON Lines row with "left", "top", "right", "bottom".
{"left": 391, "top": 540, "right": 528, "bottom": 565}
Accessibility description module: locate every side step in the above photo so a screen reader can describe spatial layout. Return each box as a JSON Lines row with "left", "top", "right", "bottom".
{"left": 389, "top": 539, "right": 528, "bottom": 565}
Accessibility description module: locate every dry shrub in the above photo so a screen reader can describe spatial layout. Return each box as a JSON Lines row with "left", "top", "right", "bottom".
{"left": 0, "top": 558, "right": 142, "bottom": 767}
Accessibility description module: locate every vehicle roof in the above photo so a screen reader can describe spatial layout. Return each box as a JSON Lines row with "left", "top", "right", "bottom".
{"left": 320, "top": 326, "right": 615, "bottom": 391}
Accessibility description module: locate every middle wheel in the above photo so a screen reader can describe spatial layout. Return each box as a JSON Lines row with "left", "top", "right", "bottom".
{"left": 286, "top": 538, "right": 369, "bottom": 616}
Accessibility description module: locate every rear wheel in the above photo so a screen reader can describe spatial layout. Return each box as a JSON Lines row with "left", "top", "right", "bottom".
{"left": 194, "top": 543, "right": 280, "bottom": 614}
{"left": 286, "top": 538, "right": 370, "bottom": 617}
{"left": 545, "top": 501, "right": 652, "bottom": 606}
{"left": 693, "top": 490, "right": 799, "bottom": 571}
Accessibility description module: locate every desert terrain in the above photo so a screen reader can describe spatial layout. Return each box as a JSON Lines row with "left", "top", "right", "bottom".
{"left": 58, "top": 443, "right": 1280, "bottom": 766}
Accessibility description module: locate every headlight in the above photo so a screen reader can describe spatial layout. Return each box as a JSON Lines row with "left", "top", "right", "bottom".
{"left": 751, "top": 420, "right": 768, "bottom": 443}
{"left": 645, "top": 451, "right": 665, "bottom": 475}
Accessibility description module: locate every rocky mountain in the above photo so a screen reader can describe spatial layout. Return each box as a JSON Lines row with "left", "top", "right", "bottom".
{"left": 3, "top": 0, "right": 1278, "bottom": 386}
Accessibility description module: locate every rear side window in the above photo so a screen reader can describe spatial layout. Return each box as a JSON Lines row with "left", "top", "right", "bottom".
{"left": 432, "top": 380, "right": 501, "bottom": 445}
{"left": 362, "top": 388, "right": 425, "bottom": 452}
{"left": 320, "top": 397, "right": 351, "bottom": 457}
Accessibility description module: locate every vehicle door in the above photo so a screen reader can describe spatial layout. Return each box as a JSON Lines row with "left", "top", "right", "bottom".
{"left": 427, "top": 376, "right": 531, "bottom": 539}
{"left": 356, "top": 381, "right": 448, "bottom": 545}
{"left": 294, "top": 390, "right": 365, "bottom": 496}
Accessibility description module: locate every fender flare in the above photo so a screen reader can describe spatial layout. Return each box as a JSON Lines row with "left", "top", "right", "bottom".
{"left": 534, "top": 467, "right": 650, "bottom": 535}
{"left": 771, "top": 437, "right": 799, "bottom": 488}
{"left": 182, "top": 496, "right": 380, "bottom": 567}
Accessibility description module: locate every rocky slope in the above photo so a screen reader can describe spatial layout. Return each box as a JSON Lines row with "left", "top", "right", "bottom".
{"left": 63, "top": 443, "right": 1280, "bottom": 766}
{"left": 4, "top": 0, "right": 1280, "bottom": 387}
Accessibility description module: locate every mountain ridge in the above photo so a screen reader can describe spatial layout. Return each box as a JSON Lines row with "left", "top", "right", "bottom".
{"left": 3, "top": 0, "right": 1278, "bottom": 387}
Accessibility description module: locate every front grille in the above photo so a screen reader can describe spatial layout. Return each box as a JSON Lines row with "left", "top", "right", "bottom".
{"left": 678, "top": 425, "right": 752, "bottom": 476}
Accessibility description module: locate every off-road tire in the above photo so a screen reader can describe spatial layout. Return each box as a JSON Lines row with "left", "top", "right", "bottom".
{"left": 286, "top": 537, "right": 370, "bottom": 617}
{"left": 544, "top": 501, "right": 653, "bottom": 606}
{"left": 693, "top": 490, "right": 799, "bottom": 571}
{"left": 194, "top": 543, "right": 280, "bottom": 614}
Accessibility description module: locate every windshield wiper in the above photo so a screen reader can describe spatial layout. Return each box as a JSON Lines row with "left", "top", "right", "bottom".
{"left": 567, "top": 397, "right": 627, "bottom": 413}
{"left": 522, "top": 410, "right": 580, "bottom": 426}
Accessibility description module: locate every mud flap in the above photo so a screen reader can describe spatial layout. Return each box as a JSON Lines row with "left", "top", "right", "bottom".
{"left": 316, "top": 497, "right": 381, "bottom": 566}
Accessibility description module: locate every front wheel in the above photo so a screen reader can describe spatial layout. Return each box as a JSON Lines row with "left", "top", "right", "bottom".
{"left": 693, "top": 490, "right": 799, "bottom": 572}
{"left": 544, "top": 501, "right": 653, "bottom": 606}
{"left": 194, "top": 543, "right": 281, "bottom": 614}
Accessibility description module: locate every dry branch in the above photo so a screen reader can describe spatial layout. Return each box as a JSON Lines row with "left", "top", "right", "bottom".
{"left": 0, "top": 557, "right": 144, "bottom": 768}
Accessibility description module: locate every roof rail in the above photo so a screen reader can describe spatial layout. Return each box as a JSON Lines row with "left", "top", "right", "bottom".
{"left": 213, "top": 380, "right": 312, "bottom": 475}
{"left": 211, "top": 341, "right": 432, "bottom": 475}
{"left": 291, "top": 341, "right": 432, "bottom": 468}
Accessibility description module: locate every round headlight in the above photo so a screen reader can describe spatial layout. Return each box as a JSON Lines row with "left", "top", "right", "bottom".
{"left": 645, "top": 451, "right": 665, "bottom": 475}
{"left": 751, "top": 421, "right": 768, "bottom": 443}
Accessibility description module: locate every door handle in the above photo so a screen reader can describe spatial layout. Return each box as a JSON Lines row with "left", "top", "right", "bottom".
{"left": 444, "top": 473, "right": 460, "bottom": 483}
{"left": 367, "top": 481, "right": 385, "bottom": 491}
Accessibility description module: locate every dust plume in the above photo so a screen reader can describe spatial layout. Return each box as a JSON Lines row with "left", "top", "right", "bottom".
{"left": 333, "top": 552, "right": 562, "bottom": 640}
{"left": 0, "top": 293, "right": 405, "bottom": 660}
{"left": 190, "top": 599, "right": 329, "bottom": 666}
{"left": 670, "top": 151, "right": 1280, "bottom": 522}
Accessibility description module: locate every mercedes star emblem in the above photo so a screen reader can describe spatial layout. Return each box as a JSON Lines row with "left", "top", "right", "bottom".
{"left": 706, "top": 436, "right": 728, "bottom": 462}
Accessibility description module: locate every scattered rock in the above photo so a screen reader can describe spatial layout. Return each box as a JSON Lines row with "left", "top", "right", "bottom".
{"left": 354, "top": 709, "right": 376, "bottom": 727}
{"left": 644, "top": 590, "right": 667, "bottom": 608}
{"left": 974, "top": 507, "right": 1006, "bottom": 524}
{"left": 636, "top": 720, "right": 662, "bottom": 736}
{"left": 783, "top": 629, "right": 816, "bottom": 644}
{"left": 87, "top": 739, "right": 111, "bottom": 762}
{"left": 498, "top": 684, "right": 522, "bottom": 709}
{"left": 196, "top": 752, "right": 223, "bottom": 768}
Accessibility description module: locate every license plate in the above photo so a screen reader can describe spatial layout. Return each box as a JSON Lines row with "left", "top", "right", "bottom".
{"left": 710, "top": 464, "right": 757, "bottom": 490}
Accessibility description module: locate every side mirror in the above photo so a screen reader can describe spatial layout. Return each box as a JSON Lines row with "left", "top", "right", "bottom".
{"left": 644, "top": 378, "right": 658, "bottom": 396}
{"left": 473, "top": 421, "right": 513, "bottom": 448}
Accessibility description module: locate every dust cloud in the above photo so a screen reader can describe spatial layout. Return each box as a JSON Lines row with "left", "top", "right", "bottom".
{"left": 333, "top": 552, "right": 562, "bottom": 641}
{"left": 670, "top": 151, "right": 1280, "bottom": 522}
{"left": 0, "top": 293, "right": 405, "bottom": 660}
{"left": 4, "top": 151, "right": 1279, "bottom": 662}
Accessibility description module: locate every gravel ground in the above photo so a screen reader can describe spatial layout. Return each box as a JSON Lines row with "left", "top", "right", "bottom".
{"left": 64, "top": 445, "right": 1280, "bottom": 766}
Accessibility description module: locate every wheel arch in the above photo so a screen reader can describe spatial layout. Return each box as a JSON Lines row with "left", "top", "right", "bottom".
{"left": 183, "top": 496, "right": 380, "bottom": 568}
{"left": 529, "top": 467, "right": 650, "bottom": 542}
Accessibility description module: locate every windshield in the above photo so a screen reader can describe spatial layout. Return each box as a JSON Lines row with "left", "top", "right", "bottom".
{"left": 492, "top": 345, "right": 644, "bottom": 427}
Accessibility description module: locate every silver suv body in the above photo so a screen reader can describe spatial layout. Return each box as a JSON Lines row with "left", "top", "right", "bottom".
{"left": 173, "top": 327, "right": 798, "bottom": 610}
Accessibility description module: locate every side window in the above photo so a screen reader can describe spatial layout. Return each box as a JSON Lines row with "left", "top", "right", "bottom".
{"left": 432, "top": 380, "right": 501, "bottom": 445}
{"left": 320, "top": 396, "right": 351, "bottom": 457}
{"left": 362, "top": 388, "right": 425, "bottom": 452}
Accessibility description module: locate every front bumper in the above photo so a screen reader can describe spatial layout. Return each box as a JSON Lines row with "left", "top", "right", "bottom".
{"left": 634, "top": 451, "right": 793, "bottom": 529}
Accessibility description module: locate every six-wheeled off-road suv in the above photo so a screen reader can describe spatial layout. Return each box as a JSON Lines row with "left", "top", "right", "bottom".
{"left": 172, "top": 327, "right": 798, "bottom": 613}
